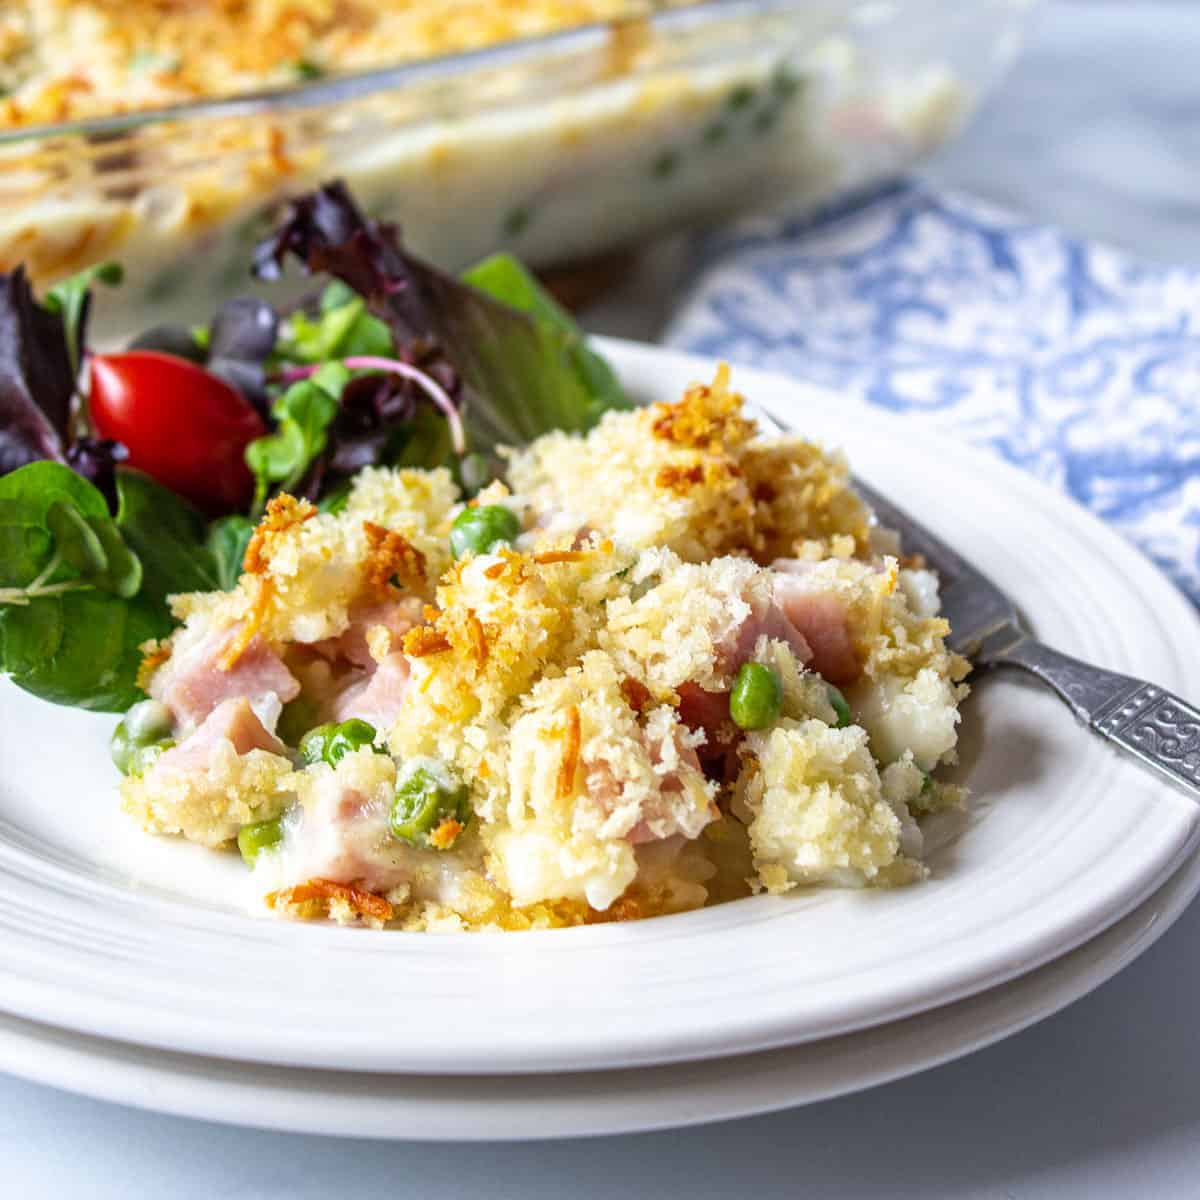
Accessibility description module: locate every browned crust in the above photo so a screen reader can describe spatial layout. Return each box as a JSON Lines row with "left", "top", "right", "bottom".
{"left": 403, "top": 625, "right": 452, "bottom": 658}
{"left": 218, "top": 576, "right": 273, "bottom": 672}
{"left": 464, "top": 609, "right": 488, "bottom": 666}
{"left": 585, "top": 894, "right": 644, "bottom": 924}
{"left": 532, "top": 550, "right": 588, "bottom": 565}
{"left": 267, "top": 878, "right": 393, "bottom": 923}
{"left": 243, "top": 494, "right": 316, "bottom": 576}
{"left": 654, "top": 462, "right": 704, "bottom": 494}
{"left": 648, "top": 364, "right": 754, "bottom": 453}
{"left": 556, "top": 704, "right": 581, "bottom": 802}
{"left": 361, "top": 520, "right": 427, "bottom": 595}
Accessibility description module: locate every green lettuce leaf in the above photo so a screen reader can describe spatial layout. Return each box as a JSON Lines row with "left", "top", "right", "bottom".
{"left": 461, "top": 252, "right": 626, "bottom": 427}
{"left": 252, "top": 181, "right": 628, "bottom": 459}
{"left": 0, "top": 463, "right": 217, "bottom": 711}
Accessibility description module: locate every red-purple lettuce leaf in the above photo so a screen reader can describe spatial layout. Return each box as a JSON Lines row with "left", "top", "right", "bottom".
{"left": 0, "top": 268, "right": 74, "bottom": 476}
{"left": 253, "top": 180, "right": 624, "bottom": 454}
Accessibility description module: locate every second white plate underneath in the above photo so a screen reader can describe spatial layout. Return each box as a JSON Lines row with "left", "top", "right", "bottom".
{"left": 2, "top": 839, "right": 1198, "bottom": 1140}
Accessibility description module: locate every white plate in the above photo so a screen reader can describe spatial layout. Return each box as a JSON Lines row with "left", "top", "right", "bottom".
{"left": 2, "top": 833, "right": 1198, "bottom": 1140}
{"left": 1, "top": 339, "right": 1197, "bottom": 1075}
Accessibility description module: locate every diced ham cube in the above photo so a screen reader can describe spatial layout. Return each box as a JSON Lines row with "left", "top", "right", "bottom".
{"left": 151, "top": 626, "right": 299, "bottom": 731}
{"left": 770, "top": 566, "right": 861, "bottom": 685}
{"left": 333, "top": 653, "right": 412, "bottom": 730}
{"left": 677, "top": 681, "right": 740, "bottom": 781}
{"left": 155, "top": 698, "right": 285, "bottom": 773}
{"left": 274, "top": 765, "right": 417, "bottom": 896}
{"left": 581, "top": 719, "right": 716, "bottom": 845}
{"left": 714, "top": 585, "right": 812, "bottom": 675}
{"left": 310, "top": 597, "right": 425, "bottom": 669}
{"left": 292, "top": 773, "right": 386, "bottom": 888}
{"left": 626, "top": 731, "right": 713, "bottom": 844}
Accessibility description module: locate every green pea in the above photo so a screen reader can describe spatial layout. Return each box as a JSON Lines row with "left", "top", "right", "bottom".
{"left": 326, "top": 719, "right": 379, "bottom": 765}
{"left": 298, "top": 723, "right": 336, "bottom": 766}
{"left": 299, "top": 719, "right": 379, "bottom": 768}
{"left": 110, "top": 700, "right": 174, "bottom": 775}
{"left": 129, "top": 739, "right": 173, "bottom": 776}
{"left": 125, "top": 699, "right": 172, "bottom": 742}
{"left": 449, "top": 505, "right": 520, "bottom": 559}
{"left": 277, "top": 696, "right": 319, "bottom": 747}
{"left": 391, "top": 764, "right": 471, "bottom": 849}
{"left": 729, "top": 662, "right": 782, "bottom": 731}
{"left": 238, "top": 817, "right": 284, "bottom": 867}
{"left": 503, "top": 205, "right": 532, "bottom": 238}
{"left": 110, "top": 722, "right": 137, "bottom": 775}
{"left": 651, "top": 148, "right": 680, "bottom": 179}
{"left": 827, "top": 685, "right": 853, "bottom": 729}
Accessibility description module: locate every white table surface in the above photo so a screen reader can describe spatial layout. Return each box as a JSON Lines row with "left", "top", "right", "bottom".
{"left": 6, "top": 2, "right": 1200, "bottom": 1195}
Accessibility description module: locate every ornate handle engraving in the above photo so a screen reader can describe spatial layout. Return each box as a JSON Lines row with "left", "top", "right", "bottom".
{"left": 1094, "top": 685, "right": 1200, "bottom": 794}
{"left": 986, "top": 636, "right": 1200, "bottom": 802}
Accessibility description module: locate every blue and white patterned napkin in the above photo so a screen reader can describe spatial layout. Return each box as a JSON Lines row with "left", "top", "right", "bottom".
{"left": 666, "top": 184, "right": 1200, "bottom": 606}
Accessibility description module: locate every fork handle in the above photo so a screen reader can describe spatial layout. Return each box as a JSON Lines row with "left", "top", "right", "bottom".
{"left": 987, "top": 638, "right": 1200, "bottom": 802}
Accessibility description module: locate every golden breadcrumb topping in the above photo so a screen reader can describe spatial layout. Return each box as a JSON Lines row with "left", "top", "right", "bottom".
{"left": 125, "top": 370, "right": 970, "bottom": 930}
{"left": 0, "top": 1, "right": 694, "bottom": 128}
{"left": 505, "top": 365, "right": 872, "bottom": 564}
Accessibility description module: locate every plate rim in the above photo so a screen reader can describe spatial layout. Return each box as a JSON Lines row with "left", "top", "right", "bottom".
{"left": 2, "top": 830, "right": 1198, "bottom": 1140}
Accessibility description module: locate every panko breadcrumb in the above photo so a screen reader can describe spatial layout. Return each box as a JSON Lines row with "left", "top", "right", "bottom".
{"left": 124, "top": 367, "right": 969, "bottom": 929}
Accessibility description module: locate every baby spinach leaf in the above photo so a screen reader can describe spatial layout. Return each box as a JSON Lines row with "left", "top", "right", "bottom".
{"left": 46, "top": 498, "right": 109, "bottom": 579}
{"left": 88, "top": 516, "right": 143, "bottom": 599}
{"left": 0, "top": 498, "right": 51, "bottom": 587}
{"left": 0, "top": 462, "right": 213, "bottom": 711}
{"left": 115, "top": 469, "right": 216, "bottom": 602}
{"left": 0, "top": 460, "right": 110, "bottom": 537}
{"left": 44, "top": 494, "right": 141, "bottom": 597}
{"left": 206, "top": 514, "right": 255, "bottom": 591}
{"left": 5, "top": 588, "right": 162, "bottom": 712}
{"left": 0, "top": 590, "right": 63, "bottom": 678}
{"left": 0, "top": 462, "right": 169, "bottom": 710}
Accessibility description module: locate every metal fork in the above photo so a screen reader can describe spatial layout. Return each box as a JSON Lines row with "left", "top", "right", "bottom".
{"left": 753, "top": 409, "right": 1200, "bottom": 802}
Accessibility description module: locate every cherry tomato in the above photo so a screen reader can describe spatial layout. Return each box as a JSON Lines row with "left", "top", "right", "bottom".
{"left": 88, "top": 351, "right": 266, "bottom": 514}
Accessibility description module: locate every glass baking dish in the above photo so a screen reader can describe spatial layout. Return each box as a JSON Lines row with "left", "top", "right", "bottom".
{"left": 0, "top": 0, "right": 1038, "bottom": 339}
